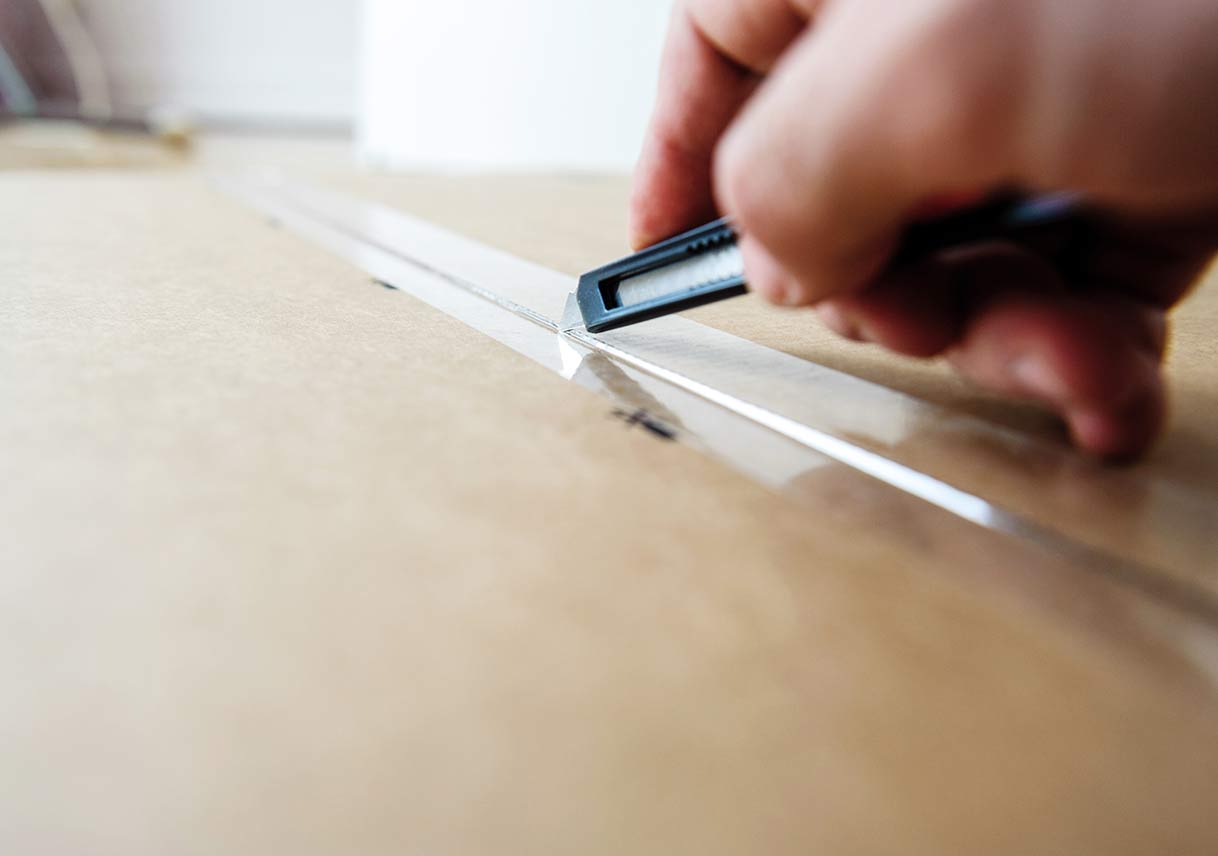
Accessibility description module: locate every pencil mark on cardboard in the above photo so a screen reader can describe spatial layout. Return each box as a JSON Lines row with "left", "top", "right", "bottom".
{"left": 613, "top": 408, "right": 678, "bottom": 442}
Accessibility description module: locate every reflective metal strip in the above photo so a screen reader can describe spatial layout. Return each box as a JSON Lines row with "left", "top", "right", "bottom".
{"left": 220, "top": 173, "right": 1218, "bottom": 626}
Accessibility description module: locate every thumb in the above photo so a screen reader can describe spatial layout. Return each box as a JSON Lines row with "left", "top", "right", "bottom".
{"left": 713, "top": 2, "right": 1021, "bottom": 304}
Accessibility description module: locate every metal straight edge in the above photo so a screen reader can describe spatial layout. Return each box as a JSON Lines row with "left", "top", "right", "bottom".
{"left": 217, "top": 172, "right": 1218, "bottom": 627}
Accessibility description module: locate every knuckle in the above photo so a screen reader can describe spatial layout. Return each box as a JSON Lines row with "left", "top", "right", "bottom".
{"left": 890, "top": 74, "right": 1011, "bottom": 187}
{"left": 879, "top": 3, "right": 1023, "bottom": 186}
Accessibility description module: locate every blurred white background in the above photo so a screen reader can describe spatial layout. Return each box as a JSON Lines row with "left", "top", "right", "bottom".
{"left": 66, "top": 0, "right": 671, "bottom": 169}
{"left": 79, "top": 0, "right": 358, "bottom": 130}
{"left": 358, "top": 0, "right": 671, "bottom": 171}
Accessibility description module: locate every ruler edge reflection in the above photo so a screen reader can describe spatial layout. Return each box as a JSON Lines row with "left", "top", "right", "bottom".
{"left": 217, "top": 172, "right": 1218, "bottom": 628}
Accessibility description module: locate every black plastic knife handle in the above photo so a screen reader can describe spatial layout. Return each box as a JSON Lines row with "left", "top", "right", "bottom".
{"left": 575, "top": 191, "right": 1087, "bottom": 334}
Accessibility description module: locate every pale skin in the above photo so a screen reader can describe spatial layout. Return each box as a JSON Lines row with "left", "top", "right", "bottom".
{"left": 631, "top": 0, "right": 1218, "bottom": 458}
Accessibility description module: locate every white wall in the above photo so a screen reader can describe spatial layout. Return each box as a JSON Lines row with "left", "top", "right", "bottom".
{"left": 357, "top": 0, "right": 673, "bottom": 171}
{"left": 74, "top": 0, "right": 672, "bottom": 161}
{"left": 80, "top": 0, "right": 358, "bottom": 127}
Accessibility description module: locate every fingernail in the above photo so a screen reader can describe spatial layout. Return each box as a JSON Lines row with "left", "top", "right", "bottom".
{"left": 1010, "top": 355, "right": 1068, "bottom": 402}
{"left": 739, "top": 237, "right": 804, "bottom": 306}
{"left": 818, "top": 304, "right": 863, "bottom": 341}
{"left": 770, "top": 276, "right": 806, "bottom": 307}
{"left": 772, "top": 287, "right": 797, "bottom": 307}
{"left": 750, "top": 276, "right": 788, "bottom": 305}
{"left": 779, "top": 284, "right": 807, "bottom": 307}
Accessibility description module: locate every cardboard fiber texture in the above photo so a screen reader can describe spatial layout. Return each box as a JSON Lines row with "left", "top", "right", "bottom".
{"left": 3, "top": 171, "right": 1218, "bottom": 855}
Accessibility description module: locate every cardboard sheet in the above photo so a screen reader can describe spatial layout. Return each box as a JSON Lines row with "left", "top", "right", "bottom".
{"left": 3, "top": 159, "right": 1218, "bottom": 854}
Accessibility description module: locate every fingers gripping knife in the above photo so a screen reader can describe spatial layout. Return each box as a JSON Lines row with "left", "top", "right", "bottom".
{"left": 562, "top": 193, "right": 1088, "bottom": 335}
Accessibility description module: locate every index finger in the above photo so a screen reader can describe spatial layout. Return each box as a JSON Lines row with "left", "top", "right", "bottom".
{"left": 629, "top": 0, "right": 814, "bottom": 250}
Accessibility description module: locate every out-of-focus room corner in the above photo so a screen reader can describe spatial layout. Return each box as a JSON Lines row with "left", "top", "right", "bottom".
{"left": 0, "top": 0, "right": 668, "bottom": 175}
{"left": 0, "top": 0, "right": 362, "bottom": 171}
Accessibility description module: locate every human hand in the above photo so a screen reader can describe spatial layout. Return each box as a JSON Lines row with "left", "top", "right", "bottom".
{"left": 630, "top": 0, "right": 1218, "bottom": 457}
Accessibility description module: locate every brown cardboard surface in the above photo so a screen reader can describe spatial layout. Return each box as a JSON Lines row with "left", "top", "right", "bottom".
{"left": 312, "top": 171, "right": 1218, "bottom": 597}
{"left": 3, "top": 161, "right": 1218, "bottom": 854}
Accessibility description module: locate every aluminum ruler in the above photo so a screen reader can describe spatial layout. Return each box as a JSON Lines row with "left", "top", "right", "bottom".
{"left": 221, "top": 173, "right": 1218, "bottom": 631}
